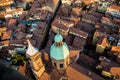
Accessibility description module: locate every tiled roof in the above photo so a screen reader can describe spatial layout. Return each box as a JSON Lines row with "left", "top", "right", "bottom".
{"left": 108, "top": 5, "right": 120, "bottom": 11}
{"left": 98, "top": 37, "right": 108, "bottom": 47}
{"left": 69, "top": 27, "right": 88, "bottom": 39}
{"left": 111, "top": 46, "right": 120, "bottom": 52}
{"left": 82, "top": 14, "right": 100, "bottom": 22}
{"left": 66, "top": 65, "right": 91, "bottom": 80}
{"left": 72, "top": 37, "right": 86, "bottom": 49}
{"left": 110, "top": 67, "right": 120, "bottom": 77}
{"left": 1, "top": 30, "right": 12, "bottom": 40}
{"left": 39, "top": 72, "right": 50, "bottom": 80}
{"left": 52, "top": 18, "right": 74, "bottom": 31}
{"left": 69, "top": 62, "right": 104, "bottom": 80}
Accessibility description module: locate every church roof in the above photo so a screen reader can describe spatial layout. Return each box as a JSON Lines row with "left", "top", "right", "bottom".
{"left": 54, "top": 34, "right": 63, "bottom": 42}
{"left": 50, "top": 43, "right": 69, "bottom": 60}
{"left": 50, "top": 34, "right": 69, "bottom": 60}
{"left": 26, "top": 40, "right": 38, "bottom": 56}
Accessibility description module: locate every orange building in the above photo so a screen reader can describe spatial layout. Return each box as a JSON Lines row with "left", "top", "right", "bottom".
{"left": 0, "top": 0, "right": 13, "bottom": 7}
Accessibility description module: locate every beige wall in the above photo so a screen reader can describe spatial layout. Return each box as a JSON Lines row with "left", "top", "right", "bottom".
{"left": 28, "top": 52, "right": 45, "bottom": 79}
{"left": 51, "top": 57, "right": 70, "bottom": 71}
{"left": 96, "top": 44, "right": 105, "bottom": 53}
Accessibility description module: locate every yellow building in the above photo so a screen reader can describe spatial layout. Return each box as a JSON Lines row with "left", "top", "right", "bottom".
{"left": 96, "top": 37, "right": 108, "bottom": 53}
{"left": 92, "top": 30, "right": 107, "bottom": 45}
{"left": 26, "top": 40, "right": 45, "bottom": 80}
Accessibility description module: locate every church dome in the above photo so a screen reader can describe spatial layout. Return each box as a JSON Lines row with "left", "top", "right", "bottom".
{"left": 50, "top": 34, "right": 69, "bottom": 60}
{"left": 54, "top": 34, "right": 63, "bottom": 42}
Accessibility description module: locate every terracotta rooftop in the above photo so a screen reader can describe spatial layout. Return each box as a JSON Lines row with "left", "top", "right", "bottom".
{"left": 1, "top": 40, "right": 10, "bottom": 46}
{"left": 70, "top": 50, "right": 80, "bottom": 61}
{"left": 35, "top": 10, "right": 51, "bottom": 20}
{"left": 65, "top": 34, "right": 74, "bottom": 45}
{"left": 72, "top": 37, "right": 86, "bottom": 49}
{"left": 15, "top": 32, "right": 27, "bottom": 40}
{"left": 76, "top": 21, "right": 94, "bottom": 33}
{"left": 69, "top": 27, "right": 88, "bottom": 39}
{"left": 0, "top": 0, "right": 13, "bottom": 6}
{"left": 71, "top": 8, "right": 82, "bottom": 17}
{"left": 42, "top": 54, "right": 104, "bottom": 80}
{"left": 96, "top": 24, "right": 113, "bottom": 34}
{"left": 98, "top": 37, "right": 108, "bottom": 47}
{"left": 8, "top": 19, "right": 17, "bottom": 27}
{"left": 110, "top": 67, "right": 120, "bottom": 77}
{"left": 82, "top": 0, "right": 96, "bottom": 5}
{"left": 102, "top": 17, "right": 112, "bottom": 23}
{"left": 52, "top": 18, "right": 74, "bottom": 31}
{"left": 0, "top": 0, "right": 13, "bottom": 3}
{"left": 37, "top": 22, "right": 46, "bottom": 29}
{"left": 17, "top": 24, "right": 26, "bottom": 31}
{"left": 69, "top": 62, "right": 104, "bottom": 80}
{"left": 82, "top": 14, "right": 100, "bottom": 23}
{"left": 90, "top": 12, "right": 103, "bottom": 18}
{"left": 57, "top": 3, "right": 71, "bottom": 17}
{"left": 94, "top": 30, "right": 108, "bottom": 37}
{"left": 39, "top": 72, "right": 50, "bottom": 80}
{"left": 32, "top": 36, "right": 43, "bottom": 49}
{"left": 10, "top": 39, "right": 36, "bottom": 46}
{"left": 78, "top": 54, "right": 97, "bottom": 67}
{"left": 0, "top": 27, "right": 7, "bottom": 33}
{"left": 49, "top": 69, "right": 62, "bottom": 80}
{"left": 33, "top": 28, "right": 43, "bottom": 36}
{"left": 113, "top": 18, "right": 120, "bottom": 26}
{"left": 60, "top": 16, "right": 80, "bottom": 25}
{"left": 66, "top": 65, "right": 91, "bottom": 80}
{"left": 19, "top": 11, "right": 28, "bottom": 20}
{"left": 111, "top": 46, "right": 120, "bottom": 52}
{"left": 100, "top": 60, "right": 111, "bottom": 71}
{"left": 108, "top": 5, "right": 120, "bottom": 11}
{"left": 100, "top": 60, "right": 120, "bottom": 71}
{"left": 1, "top": 30, "right": 12, "bottom": 40}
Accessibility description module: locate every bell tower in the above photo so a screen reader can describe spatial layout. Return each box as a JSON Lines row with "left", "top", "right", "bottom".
{"left": 26, "top": 40, "right": 45, "bottom": 80}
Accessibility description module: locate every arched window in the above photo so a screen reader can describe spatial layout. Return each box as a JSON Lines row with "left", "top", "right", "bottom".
{"left": 54, "top": 62, "right": 56, "bottom": 67}
{"left": 60, "top": 64, "right": 63, "bottom": 68}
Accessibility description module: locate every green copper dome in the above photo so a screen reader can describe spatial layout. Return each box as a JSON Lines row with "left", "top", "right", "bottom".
{"left": 54, "top": 34, "right": 63, "bottom": 42}
{"left": 50, "top": 43, "right": 69, "bottom": 60}
{"left": 50, "top": 34, "right": 69, "bottom": 60}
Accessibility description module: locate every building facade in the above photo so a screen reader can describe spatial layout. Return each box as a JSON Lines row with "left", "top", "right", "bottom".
{"left": 106, "top": 5, "right": 120, "bottom": 18}
{"left": 26, "top": 40, "right": 45, "bottom": 80}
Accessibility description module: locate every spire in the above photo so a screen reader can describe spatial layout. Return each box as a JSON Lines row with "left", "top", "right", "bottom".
{"left": 26, "top": 40, "right": 38, "bottom": 56}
